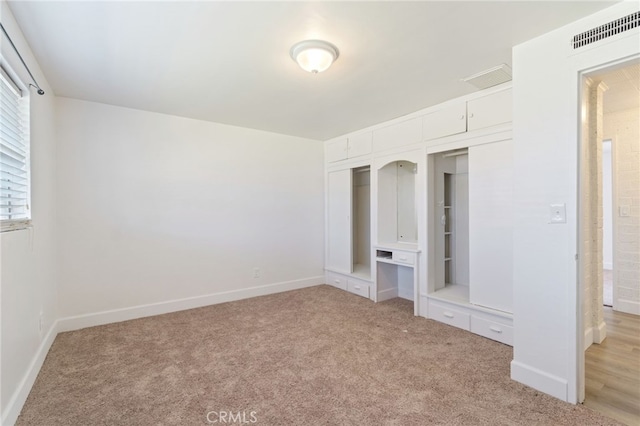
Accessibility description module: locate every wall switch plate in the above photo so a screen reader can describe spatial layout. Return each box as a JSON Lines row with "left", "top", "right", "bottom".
{"left": 550, "top": 203, "right": 567, "bottom": 224}
{"left": 619, "top": 205, "right": 630, "bottom": 217}
{"left": 253, "top": 268, "right": 261, "bottom": 278}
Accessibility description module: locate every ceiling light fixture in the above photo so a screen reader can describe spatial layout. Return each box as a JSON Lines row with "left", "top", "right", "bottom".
{"left": 290, "top": 40, "right": 339, "bottom": 74}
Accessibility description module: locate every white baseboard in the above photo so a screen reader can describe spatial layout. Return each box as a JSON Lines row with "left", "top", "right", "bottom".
{"left": 2, "top": 321, "right": 59, "bottom": 426}
{"left": 58, "top": 276, "right": 324, "bottom": 333}
{"left": 510, "top": 360, "right": 568, "bottom": 402}
{"left": 584, "top": 327, "right": 594, "bottom": 350}
{"left": 377, "top": 288, "right": 398, "bottom": 302}
{"left": 593, "top": 320, "right": 606, "bottom": 344}
{"left": 3, "top": 276, "right": 323, "bottom": 425}
{"left": 617, "top": 299, "right": 640, "bottom": 316}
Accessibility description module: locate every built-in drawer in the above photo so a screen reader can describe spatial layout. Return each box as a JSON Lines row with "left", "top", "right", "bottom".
{"left": 347, "top": 278, "right": 370, "bottom": 299}
{"left": 392, "top": 251, "right": 416, "bottom": 265}
{"left": 470, "top": 316, "right": 513, "bottom": 346}
{"left": 326, "top": 272, "right": 347, "bottom": 291}
{"left": 428, "top": 301, "right": 470, "bottom": 331}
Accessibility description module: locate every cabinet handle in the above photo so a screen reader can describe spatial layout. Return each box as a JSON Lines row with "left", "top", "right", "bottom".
{"left": 489, "top": 326, "right": 503, "bottom": 334}
{"left": 460, "top": 115, "right": 465, "bottom": 120}
{"left": 354, "top": 286, "right": 361, "bottom": 290}
{"left": 398, "top": 256, "right": 407, "bottom": 261}
{"left": 334, "top": 279, "right": 340, "bottom": 284}
{"left": 443, "top": 312, "right": 454, "bottom": 319}
{"left": 469, "top": 113, "right": 474, "bottom": 119}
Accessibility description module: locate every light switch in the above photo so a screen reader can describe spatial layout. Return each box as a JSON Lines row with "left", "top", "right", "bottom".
{"left": 550, "top": 204, "right": 566, "bottom": 224}
{"left": 619, "top": 205, "right": 630, "bottom": 217}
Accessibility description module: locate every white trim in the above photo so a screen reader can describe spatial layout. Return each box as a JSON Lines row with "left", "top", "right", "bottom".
{"left": 583, "top": 327, "right": 594, "bottom": 351}
{"left": 616, "top": 299, "right": 640, "bottom": 316}
{"left": 2, "top": 321, "right": 58, "bottom": 426}
{"left": 57, "top": 276, "right": 324, "bottom": 332}
{"left": 510, "top": 360, "right": 568, "bottom": 402}
{"left": 593, "top": 320, "right": 607, "bottom": 344}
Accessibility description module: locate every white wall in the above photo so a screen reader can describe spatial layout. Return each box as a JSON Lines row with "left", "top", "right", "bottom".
{"left": 55, "top": 98, "right": 324, "bottom": 320}
{"left": 511, "top": 1, "right": 639, "bottom": 404}
{"left": 0, "top": 1, "right": 58, "bottom": 423}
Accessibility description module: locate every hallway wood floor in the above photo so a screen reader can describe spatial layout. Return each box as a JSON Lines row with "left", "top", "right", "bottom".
{"left": 584, "top": 307, "right": 640, "bottom": 426}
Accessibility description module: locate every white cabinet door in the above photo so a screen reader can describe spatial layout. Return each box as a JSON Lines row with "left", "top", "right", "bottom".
{"left": 422, "top": 102, "right": 467, "bottom": 141}
{"left": 372, "top": 118, "right": 422, "bottom": 151}
{"left": 327, "top": 169, "right": 352, "bottom": 272}
{"left": 348, "top": 132, "right": 372, "bottom": 158}
{"left": 327, "top": 138, "right": 349, "bottom": 163}
{"left": 468, "top": 140, "right": 513, "bottom": 313}
{"left": 467, "top": 88, "right": 512, "bottom": 131}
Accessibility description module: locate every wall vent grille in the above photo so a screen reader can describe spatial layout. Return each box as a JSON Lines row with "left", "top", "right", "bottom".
{"left": 572, "top": 11, "right": 639, "bottom": 49}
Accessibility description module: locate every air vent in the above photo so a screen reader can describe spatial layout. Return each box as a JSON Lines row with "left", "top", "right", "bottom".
{"left": 572, "top": 11, "right": 639, "bottom": 49}
{"left": 461, "top": 64, "right": 512, "bottom": 90}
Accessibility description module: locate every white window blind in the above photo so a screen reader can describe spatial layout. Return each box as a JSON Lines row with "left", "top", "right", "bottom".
{"left": 0, "top": 67, "right": 30, "bottom": 232}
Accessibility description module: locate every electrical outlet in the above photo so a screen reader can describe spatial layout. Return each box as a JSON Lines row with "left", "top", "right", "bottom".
{"left": 253, "top": 268, "right": 261, "bottom": 279}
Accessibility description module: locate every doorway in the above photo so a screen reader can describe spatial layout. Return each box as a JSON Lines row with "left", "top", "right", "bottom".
{"left": 580, "top": 60, "right": 640, "bottom": 425}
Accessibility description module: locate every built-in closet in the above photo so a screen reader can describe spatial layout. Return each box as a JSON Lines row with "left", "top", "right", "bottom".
{"left": 324, "top": 84, "right": 514, "bottom": 345}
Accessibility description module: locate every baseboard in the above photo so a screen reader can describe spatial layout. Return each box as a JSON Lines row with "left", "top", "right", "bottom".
{"left": 617, "top": 299, "right": 640, "bottom": 315}
{"left": 2, "top": 321, "right": 59, "bottom": 426}
{"left": 593, "top": 320, "right": 606, "bottom": 344}
{"left": 58, "top": 276, "right": 324, "bottom": 333}
{"left": 584, "top": 327, "right": 594, "bottom": 350}
{"left": 377, "top": 288, "right": 398, "bottom": 302}
{"left": 510, "top": 360, "right": 568, "bottom": 402}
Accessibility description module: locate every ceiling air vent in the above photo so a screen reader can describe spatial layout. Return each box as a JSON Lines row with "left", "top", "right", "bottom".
{"left": 461, "top": 64, "right": 512, "bottom": 90}
{"left": 572, "top": 11, "right": 639, "bottom": 49}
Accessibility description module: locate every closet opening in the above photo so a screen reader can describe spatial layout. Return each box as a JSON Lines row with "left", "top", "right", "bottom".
{"left": 352, "top": 166, "right": 371, "bottom": 278}
{"left": 429, "top": 149, "right": 469, "bottom": 302}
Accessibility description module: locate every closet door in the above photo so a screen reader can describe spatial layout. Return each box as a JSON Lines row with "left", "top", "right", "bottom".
{"left": 327, "top": 169, "right": 352, "bottom": 273}
{"left": 469, "top": 140, "right": 514, "bottom": 313}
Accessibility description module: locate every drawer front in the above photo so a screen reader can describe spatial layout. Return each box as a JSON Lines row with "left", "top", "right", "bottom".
{"left": 470, "top": 316, "right": 513, "bottom": 346}
{"left": 326, "top": 272, "right": 347, "bottom": 291}
{"left": 392, "top": 251, "right": 416, "bottom": 265}
{"left": 347, "top": 278, "right": 370, "bottom": 299}
{"left": 428, "top": 301, "right": 470, "bottom": 330}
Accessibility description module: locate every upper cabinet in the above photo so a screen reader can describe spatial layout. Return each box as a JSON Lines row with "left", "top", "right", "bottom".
{"left": 423, "top": 88, "right": 512, "bottom": 142}
{"left": 372, "top": 118, "right": 422, "bottom": 152}
{"left": 327, "top": 132, "right": 373, "bottom": 163}
{"left": 467, "top": 88, "right": 512, "bottom": 132}
{"left": 422, "top": 102, "right": 467, "bottom": 141}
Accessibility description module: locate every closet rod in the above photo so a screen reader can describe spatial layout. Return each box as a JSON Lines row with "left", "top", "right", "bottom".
{"left": 0, "top": 22, "right": 45, "bottom": 95}
{"left": 442, "top": 150, "right": 468, "bottom": 158}
{"left": 354, "top": 167, "right": 370, "bottom": 173}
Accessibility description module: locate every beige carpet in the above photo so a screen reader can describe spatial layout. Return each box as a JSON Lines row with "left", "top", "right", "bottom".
{"left": 17, "top": 285, "right": 619, "bottom": 425}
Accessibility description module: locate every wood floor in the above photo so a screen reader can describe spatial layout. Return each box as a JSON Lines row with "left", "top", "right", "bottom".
{"left": 584, "top": 307, "right": 640, "bottom": 426}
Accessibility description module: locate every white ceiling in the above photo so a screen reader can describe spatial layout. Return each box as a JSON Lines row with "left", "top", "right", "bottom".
{"left": 9, "top": 1, "right": 619, "bottom": 140}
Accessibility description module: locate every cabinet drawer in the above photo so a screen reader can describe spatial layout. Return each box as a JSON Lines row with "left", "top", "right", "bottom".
{"left": 428, "top": 301, "right": 470, "bottom": 330}
{"left": 347, "top": 278, "right": 370, "bottom": 299}
{"left": 470, "top": 316, "right": 513, "bottom": 346}
{"left": 392, "top": 251, "right": 415, "bottom": 265}
{"left": 326, "top": 272, "right": 347, "bottom": 291}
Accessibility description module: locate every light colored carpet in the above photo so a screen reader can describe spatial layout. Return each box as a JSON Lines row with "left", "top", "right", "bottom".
{"left": 17, "top": 285, "right": 620, "bottom": 425}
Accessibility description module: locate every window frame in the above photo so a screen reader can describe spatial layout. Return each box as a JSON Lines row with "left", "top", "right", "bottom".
{"left": 0, "top": 63, "right": 31, "bottom": 233}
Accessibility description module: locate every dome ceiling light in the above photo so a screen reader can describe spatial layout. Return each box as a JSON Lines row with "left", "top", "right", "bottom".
{"left": 290, "top": 40, "right": 339, "bottom": 74}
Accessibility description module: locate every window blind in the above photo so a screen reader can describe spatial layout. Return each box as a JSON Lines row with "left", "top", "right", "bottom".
{"left": 0, "top": 67, "right": 30, "bottom": 231}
